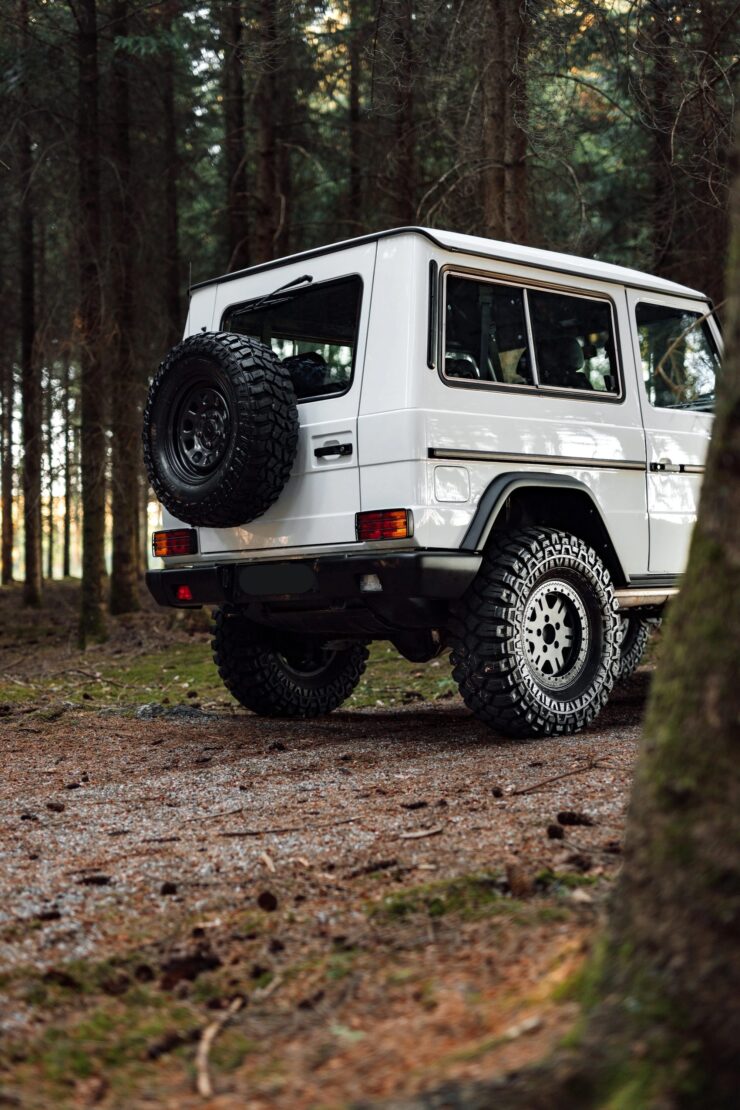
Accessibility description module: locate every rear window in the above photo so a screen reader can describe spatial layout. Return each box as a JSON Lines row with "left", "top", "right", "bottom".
{"left": 223, "top": 276, "right": 362, "bottom": 401}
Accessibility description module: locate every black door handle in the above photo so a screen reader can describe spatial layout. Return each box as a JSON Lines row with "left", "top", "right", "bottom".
{"left": 314, "top": 443, "right": 353, "bottom": 458}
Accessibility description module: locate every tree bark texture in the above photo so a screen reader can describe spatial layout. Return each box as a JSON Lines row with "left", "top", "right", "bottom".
{"left": 75, "top": 0, "right": 107, "bottom": 644}
{"left": 0, "top": 353, "right": 13, "bottom": 584}
{"left": 44, "top": 366, "right": 54, "bottom": 579}
{"left": 347, "top": 0, "right": 363, "bottom": 231}
{"left": 223, "top": 0, "right": 250, "bottom": 271}
{"left": 253, "top": 0, "right": 280, "bottom": 264}
{"left": 109, "top": 0, "right": 140, "bottom": 615}
{"left": 62, "top": 357, "right": 71, "bottom": 579}
{"left": 479, "top": 0, "right": 529, "bottom": 244}
{"left": 19, "top": 0, "right": 42, "bottom": 606}
{"left": 391, "top": 0, "right": 415, "bottom": 225}
{"left": 162, "top": 0, "right": 182, "bottom": 347}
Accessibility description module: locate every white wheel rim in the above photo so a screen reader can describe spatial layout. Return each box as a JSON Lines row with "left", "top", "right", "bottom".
{"left": 521, "top": 578, "right": 590, "bottom": 690}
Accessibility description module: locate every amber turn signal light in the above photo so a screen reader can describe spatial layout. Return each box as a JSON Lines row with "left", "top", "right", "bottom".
{"left": 356, "top": 509, "right": 413, "bottom": 542}
{"left": 152, "top": 529, "right": 198, "bottom": 558}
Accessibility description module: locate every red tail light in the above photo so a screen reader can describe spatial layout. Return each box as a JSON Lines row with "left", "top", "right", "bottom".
{"left": 356, "top": 509, "right": 413, "bottom": 542}
{"left": 152, "top": 529, "right": 198, "bottom": 558}
{"left": 176, "top": 585, "right": 194, "bottom": 602}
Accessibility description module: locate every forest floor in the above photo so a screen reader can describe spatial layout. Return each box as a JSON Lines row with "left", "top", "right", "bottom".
{"left": 0, "top": 580, "right": 651, "bottom": 1109}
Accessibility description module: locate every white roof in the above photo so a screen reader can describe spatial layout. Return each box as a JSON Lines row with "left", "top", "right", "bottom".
{"left": 414, "top": 226, "right": 705, "bottom": 299}
{"left": 193, "top": 226, "right": 707, "bottom": 300}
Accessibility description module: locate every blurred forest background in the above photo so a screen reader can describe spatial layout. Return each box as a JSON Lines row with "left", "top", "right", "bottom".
{"left": 0, "top": 0, "right": 736, "bottom": 642}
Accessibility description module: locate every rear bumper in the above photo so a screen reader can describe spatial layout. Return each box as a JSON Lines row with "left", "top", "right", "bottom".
{"left": 146, "top": 550, "right": 481, "bottom": 610}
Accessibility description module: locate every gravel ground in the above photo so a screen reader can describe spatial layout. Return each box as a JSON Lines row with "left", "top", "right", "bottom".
{"left": 0, "top": 649, "right": 649, "bottom": 1107}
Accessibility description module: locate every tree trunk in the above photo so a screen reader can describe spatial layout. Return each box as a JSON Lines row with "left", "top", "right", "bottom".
{"left": 391, "top": 0, "right": 415, "bottom": 225}
{"left": 19, "top": 0, "right": 42, "bottom": 607}
{"left": 62, "top": 356, "right": 71, "bottom": 578}
{"left": 0, "top": 354, "right": 13, "bottom": 584}
{"left": 480, "top": 0, "right": 529, "bottom": 243}
{"left": 502, "top": 2, "right": 528, "bottom": 244}
{"left": 45, "top": 365, "right": 54, "bottom": 580}
{"left": 347, "top": 0, "right": 363, "bottom": 232}
{"left": 679, "top": 0, "right": 733, "bottom": 308}
{"left": 223, "top": 0, "right": 250, "bottom": 271}
{"left": 109, "top": 0, "right": 140, "bottom": 615}
{"left": 74, "top": 0, "right": 106, "bottom": 645}
{"left": 162, "top": 0, "right": 182, "bottom": 347}
{"left": 254, "top": 0, "right": 279, "bottom": 264}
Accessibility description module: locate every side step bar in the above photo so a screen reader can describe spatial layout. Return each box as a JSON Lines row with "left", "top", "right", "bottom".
{"left": 615, "top": 588, "right": 679, "bottom": 609}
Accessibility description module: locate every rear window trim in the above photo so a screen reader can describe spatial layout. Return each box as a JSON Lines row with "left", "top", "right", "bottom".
{"left": 438, "top": 265, "right": 624, "bottom": 404}
{"left": 220, "top": 273, "right": 364, "bottom": 405}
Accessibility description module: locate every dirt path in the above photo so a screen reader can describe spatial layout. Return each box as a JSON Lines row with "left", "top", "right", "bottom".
{"left": 0, "top": 674, "right": 647, "bottom": 1109}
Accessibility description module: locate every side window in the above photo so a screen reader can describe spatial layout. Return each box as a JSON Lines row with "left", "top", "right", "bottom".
{"left": 223, "top": 276, "right": 362, "bottom": 401}
{"left": 444, "top": 276, "right": 534, "bottom": 385}
{"left": 635, "top": 302, "right": 719, "bottom": 412}
{"left": 528, "top": 289, "right": 618, "bottom": 393}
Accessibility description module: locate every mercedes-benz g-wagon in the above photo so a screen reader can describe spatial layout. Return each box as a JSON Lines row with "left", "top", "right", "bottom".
{"left": 144, "top": 227, "right": 721, "bottom": 737}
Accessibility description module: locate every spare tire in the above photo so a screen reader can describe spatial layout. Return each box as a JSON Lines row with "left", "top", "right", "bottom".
{"left": 143, "top": 331, "right": 299, "bottom": 528}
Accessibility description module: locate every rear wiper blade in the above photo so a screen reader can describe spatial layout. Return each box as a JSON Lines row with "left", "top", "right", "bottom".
{"left": 245, "top": 274, "right": 313, "bottom": 313}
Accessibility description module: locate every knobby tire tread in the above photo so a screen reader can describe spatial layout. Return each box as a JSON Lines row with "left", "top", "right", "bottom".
{"left": 448, "top": 527, "right": 621, "bottom": 738}
{"left": 211, "top": 609, "right": 369, "bottom": 718}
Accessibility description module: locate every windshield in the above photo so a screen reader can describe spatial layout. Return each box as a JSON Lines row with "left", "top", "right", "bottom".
{"left": 223, "top": 276, "right": 362, "bottom": 401}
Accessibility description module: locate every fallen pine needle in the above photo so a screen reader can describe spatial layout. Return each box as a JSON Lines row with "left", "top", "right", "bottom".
{"left": 260, "top": 851, "right": 276, "bottom": 872}
{"left": 399, "top": 825, "right": 444, "bottom": 840}
{"left": 196, "top": 995, "right": 244, "bottom": 1098}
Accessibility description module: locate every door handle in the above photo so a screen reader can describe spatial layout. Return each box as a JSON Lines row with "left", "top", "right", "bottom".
{"left": 314, "top": 443, "right": 353, "bottom": 459}
{"left": 650, "top": 458, "right": 681, "bottom": 474}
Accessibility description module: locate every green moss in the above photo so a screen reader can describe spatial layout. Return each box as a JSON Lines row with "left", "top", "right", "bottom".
{"left": 0, "top": 638, "right": 460, "bottom": 714}
{"left": 325, "top": 952, "right": 356, "bottom": 981}
{"left": 535, "top": 870, "right": 599, "bottom": 891}
{"left": 209, "top": 1030, "right": 256, "bottom": 1072}
{"left": 369, "top": 873, "right": 508, "bottom": 921}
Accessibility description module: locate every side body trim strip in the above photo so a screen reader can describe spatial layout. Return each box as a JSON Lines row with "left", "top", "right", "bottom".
{"left": 429, "top": 447, "right": 646, "bottom": 472}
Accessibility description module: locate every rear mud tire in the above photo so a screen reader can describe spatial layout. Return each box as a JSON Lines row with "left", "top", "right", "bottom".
{"left": 617, "top": 615, "right": 652, "bottom": 680}
{"left": 211, "top": 609, "right": 369, "bottom": 717}
{"left": 448, "top": 527, "right": 621, "bottom": 738}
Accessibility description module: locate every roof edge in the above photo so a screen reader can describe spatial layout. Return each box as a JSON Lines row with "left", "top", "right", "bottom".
{"left": 190, "top": 225, "right": 706, "bottom": 301}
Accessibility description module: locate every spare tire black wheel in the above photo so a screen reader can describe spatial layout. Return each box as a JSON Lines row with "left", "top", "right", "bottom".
{"left": 143, "top": 331, "right": 299, "bottom": 528}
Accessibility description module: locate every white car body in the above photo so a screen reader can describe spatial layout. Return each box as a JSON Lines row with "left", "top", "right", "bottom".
{"left": 164, "top": 227, "right": 720, "bottom": 587}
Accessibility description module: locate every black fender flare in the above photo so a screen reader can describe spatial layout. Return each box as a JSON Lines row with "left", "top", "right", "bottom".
{"left": 460, "top": 472, "right": 627, "bottom": 583}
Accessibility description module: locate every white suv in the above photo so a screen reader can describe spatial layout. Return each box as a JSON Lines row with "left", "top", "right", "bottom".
{"left": 143, "top": 227, "right": 721, "bottom": 737}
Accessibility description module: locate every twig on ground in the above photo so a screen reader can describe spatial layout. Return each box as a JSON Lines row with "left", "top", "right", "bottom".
{"left": 195, "top": 995, "right": 244, "bottom": 1098}
{"left": 219, "top": 818, "right": 356, "bottom": 838}
{"left": 399, "top": 825, "right": 444, "bottom": 840}
{"left": 260, "top": 851, "right": 276, "bottom": 872}
{"left": 184, "top": 806, "right": 244, "bottom": 823}
{"left": 509, "top": 759, "right": 608, "bottom": 796}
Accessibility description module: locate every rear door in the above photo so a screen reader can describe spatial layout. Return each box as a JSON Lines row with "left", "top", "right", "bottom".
{"left": 626, "top": 290, "right": 720, "bottom": 574}
{"left": 200, "top": 242, "right": 376, "bottom": 556}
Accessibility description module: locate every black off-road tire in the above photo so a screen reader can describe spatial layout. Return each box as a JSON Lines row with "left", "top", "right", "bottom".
{"left": 617, "top": 615, "right": 652, "bottom": 680}
{"left": 143, "top": 331, "right": 298, "bottom": 528}
{"left": 448, "top": 527, "right": 621, "bottom": 738}
{"left": 211, "top": 609, "right": 369, "bottom": 717}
